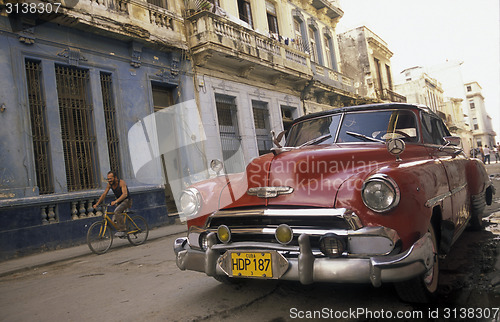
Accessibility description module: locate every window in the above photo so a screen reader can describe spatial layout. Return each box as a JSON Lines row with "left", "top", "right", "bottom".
{"left": 147, "top": 0, "right": 167, "bottom": 9}
{"left": 308, "top": 27, "right": 318, "bottom": 62}
{"left": 421, "top": 113, "right": 450, "bottom": 145}
{"left": 152, "top": 83, "right": 174, "bottom": 112}
{"left": 338, "top": 110, "right": 418, "bottom": 143}
{"left": 472, "top": 118, "right": 479, "bottom": 130}
{"left": 252, "top": 101, "right": 272, "bottom": 155}
{"left": 385, "top": 65, "right": 393, "bottom": 90}
{"left": 324, "top": 34, "right": 337, "bottom": 71}
{"left": 237, "top": 0, "right": 253, "bottom": 28}
{"left": 466, "top": 85, "right": 472, "bottom": 92}
{"left": 286, "top": 115, "right": 340, "bottom": 147}
{"left": 281, "top": 106, "right": 296, "bottom": 133}
{"left": 25, "top": 59, "right": 54, "bottom": 194}
{"left": 55, "top": 65, "right": 99, "bottom": 191}
{"left": 469, "top": 100, "right": 475, "bottom": 109}
{"left": 293, "top": 19, "right": 305, "bottom": 52}
{"left": 324, "top": 35, "right": 332, "bottom": 68}
{"left": 266, "top": 1, "right": 279, "bottom": 34}
{"left": 374, "top": 58, "right": 383, "bottom": 94}
{"left": 216, "top": 94, "right": 244, "bottom": 173}
{"left": 100, "top": 72, "right": 121, "bottom": 177}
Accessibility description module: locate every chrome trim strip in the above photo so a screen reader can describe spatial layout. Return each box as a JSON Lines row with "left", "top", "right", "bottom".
{"left": 425, "top": 182, "right": 467, "bottom": 208}
{"left": 212, "top": 242, "right": 300, "bottom": 252}
{"left": 211, "top": 208, "right": 350, "bottom": 217}
{"left": 264, "top": 208, "right": 347, "bottom": 217}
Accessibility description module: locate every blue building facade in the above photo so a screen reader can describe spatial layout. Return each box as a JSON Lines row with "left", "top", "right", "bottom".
{"left": 0, "top": 7, "right": 193, "bottom": 259}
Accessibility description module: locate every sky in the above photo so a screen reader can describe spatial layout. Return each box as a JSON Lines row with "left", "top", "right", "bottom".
{"left": 336, "top": 0, "right": 500, "bottom": 141}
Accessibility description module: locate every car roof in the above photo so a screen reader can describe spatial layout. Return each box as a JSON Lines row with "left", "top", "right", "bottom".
{"left": 291, "top": 103, "right": 436, "bottom": 125}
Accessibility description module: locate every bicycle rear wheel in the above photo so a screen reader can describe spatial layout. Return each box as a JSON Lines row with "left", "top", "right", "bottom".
{"left": 126, "top": 215, "right": 149, "bottom": 246}
{"left": 87, "top": 221, "right": 113, "bottom": 254}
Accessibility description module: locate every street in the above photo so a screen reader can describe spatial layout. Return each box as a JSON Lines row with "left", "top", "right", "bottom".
{"left": 1, "top": 175, "right": 499, "bottom": 321}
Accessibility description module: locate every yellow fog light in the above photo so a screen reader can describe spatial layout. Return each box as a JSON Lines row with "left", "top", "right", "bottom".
{"left": 275, "top": 224, "right": 293, "bottom": 245}
{"left": 217, "top": 225, "right": 231, "bottom": 243}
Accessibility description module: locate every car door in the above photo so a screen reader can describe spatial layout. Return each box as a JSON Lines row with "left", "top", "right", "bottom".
{"left": 421, "top": 112, "right": 469, "bottom": 243}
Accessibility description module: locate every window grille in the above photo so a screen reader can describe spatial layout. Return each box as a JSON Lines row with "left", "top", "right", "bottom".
{"left": 100, "top": 72, "right": 121, "bottom": 177}
{"left": 252, "top": 101, "right": 272, "bottom": 155}
{"left": 55, "top": 65, "right": 99, "bottom": 191}
{"left": 25, "top": 59, "right": 54, "bottom": 194}
{"left": 215, "top": 94, "right": 243, "bottom": 173}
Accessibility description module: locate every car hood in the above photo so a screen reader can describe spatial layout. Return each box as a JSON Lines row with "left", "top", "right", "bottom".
{"left": 218, "top": 143, "right": 397, "bottom": 209}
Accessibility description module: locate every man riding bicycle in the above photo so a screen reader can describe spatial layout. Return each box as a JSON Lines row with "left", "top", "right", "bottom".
{"left": 93, "top": 171, "right": 132, "bottom": 237}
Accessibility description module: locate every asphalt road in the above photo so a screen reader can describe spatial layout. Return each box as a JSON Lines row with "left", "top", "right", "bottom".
{"left": 0, "top": 216, "right": 499, "bottom": 321}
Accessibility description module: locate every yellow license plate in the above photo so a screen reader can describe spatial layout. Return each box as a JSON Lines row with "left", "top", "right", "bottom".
{"left": 231, "top": 252, "right": 272, "bottom": 278}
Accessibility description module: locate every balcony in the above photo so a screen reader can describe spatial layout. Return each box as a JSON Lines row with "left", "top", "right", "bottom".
{"left": 14, "top": 0, "right": 185, "bottom": 49}
{"left": 310, "top": 0, "right": 343, "bottom": 19}
{"left": 382, "top": 88, "right": 406, "bottom": 103}
{"left": 186, "top": 10, "right": 312, "bottom": 84}
{"left": 312, "top": 62, "right": 355, "bottom": 94}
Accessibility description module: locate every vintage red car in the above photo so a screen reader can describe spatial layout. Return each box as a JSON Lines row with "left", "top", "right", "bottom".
{"left": 174, "top": 103, "right": 494, "bottom": 303}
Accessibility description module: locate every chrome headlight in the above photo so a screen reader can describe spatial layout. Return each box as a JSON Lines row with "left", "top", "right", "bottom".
{"left": 361, "top": 174, "right": 400, "bottom": 212}
{"left": 179, "top": 188, "right": 201, "bottom": 218}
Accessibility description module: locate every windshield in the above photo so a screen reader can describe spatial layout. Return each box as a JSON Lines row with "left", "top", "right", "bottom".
{"left": 286, "top": 115, "right": 341, "bottom": 147}
{"left": 286, "top": 109, "right": 419, "bottom": 147}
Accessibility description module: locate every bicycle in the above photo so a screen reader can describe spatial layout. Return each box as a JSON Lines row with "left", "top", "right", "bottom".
{"left": 87, "top": 204, "right": 149, "bottom": 254}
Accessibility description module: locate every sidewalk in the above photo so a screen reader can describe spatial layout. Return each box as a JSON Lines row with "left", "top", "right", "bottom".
{"left": 0, "top": 220, "right": 187, "bottom": 278}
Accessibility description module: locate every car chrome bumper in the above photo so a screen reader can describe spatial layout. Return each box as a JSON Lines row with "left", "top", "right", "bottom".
{"left": 173, "top": 232, "right": 434, "bottom": 287}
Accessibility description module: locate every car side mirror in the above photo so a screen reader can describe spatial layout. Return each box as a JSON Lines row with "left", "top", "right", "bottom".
{"left": 210, "top": 159, "right": 224, "bottom": 175}
{"left": 443, "top": 136, "right": 461, "bottom": 147}
{"left": 440, "top": 136, "right": 463, "bottom": 156}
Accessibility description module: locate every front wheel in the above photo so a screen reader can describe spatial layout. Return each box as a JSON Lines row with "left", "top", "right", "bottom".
{"left": 394, "top": 225, "right": 439, "bottom": 303}
{"left": 87, "top": 221, "right": 113, "bottom": 255}
{"left": 126, "top": 215, "right": 149, "bottom": 246}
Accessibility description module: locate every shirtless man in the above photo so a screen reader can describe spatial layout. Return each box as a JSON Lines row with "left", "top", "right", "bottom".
{"left": 93, "top": 171, "right": 132, "bottom": 237}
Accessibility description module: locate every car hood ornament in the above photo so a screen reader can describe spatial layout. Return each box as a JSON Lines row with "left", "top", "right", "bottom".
{"left": 386, "top": 138, "right": 405, "bottom": 161}
{"left": 247, "top": 186, "right": 294, "bottom": 198}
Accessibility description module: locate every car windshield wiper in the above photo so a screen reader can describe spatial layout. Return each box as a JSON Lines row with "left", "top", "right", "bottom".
{"left": 345, "top": 131, "right": 384, "bottom": 143}
{"left": 300, "top": 134, "right": 332, "bottom": 147}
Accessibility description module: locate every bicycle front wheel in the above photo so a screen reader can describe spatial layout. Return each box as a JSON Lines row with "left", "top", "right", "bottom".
{"left": 87, "top": 221, "right": 113, "bottom": 254}
{"left": 126, "top": 215, "right": 149, "bottom": 246}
